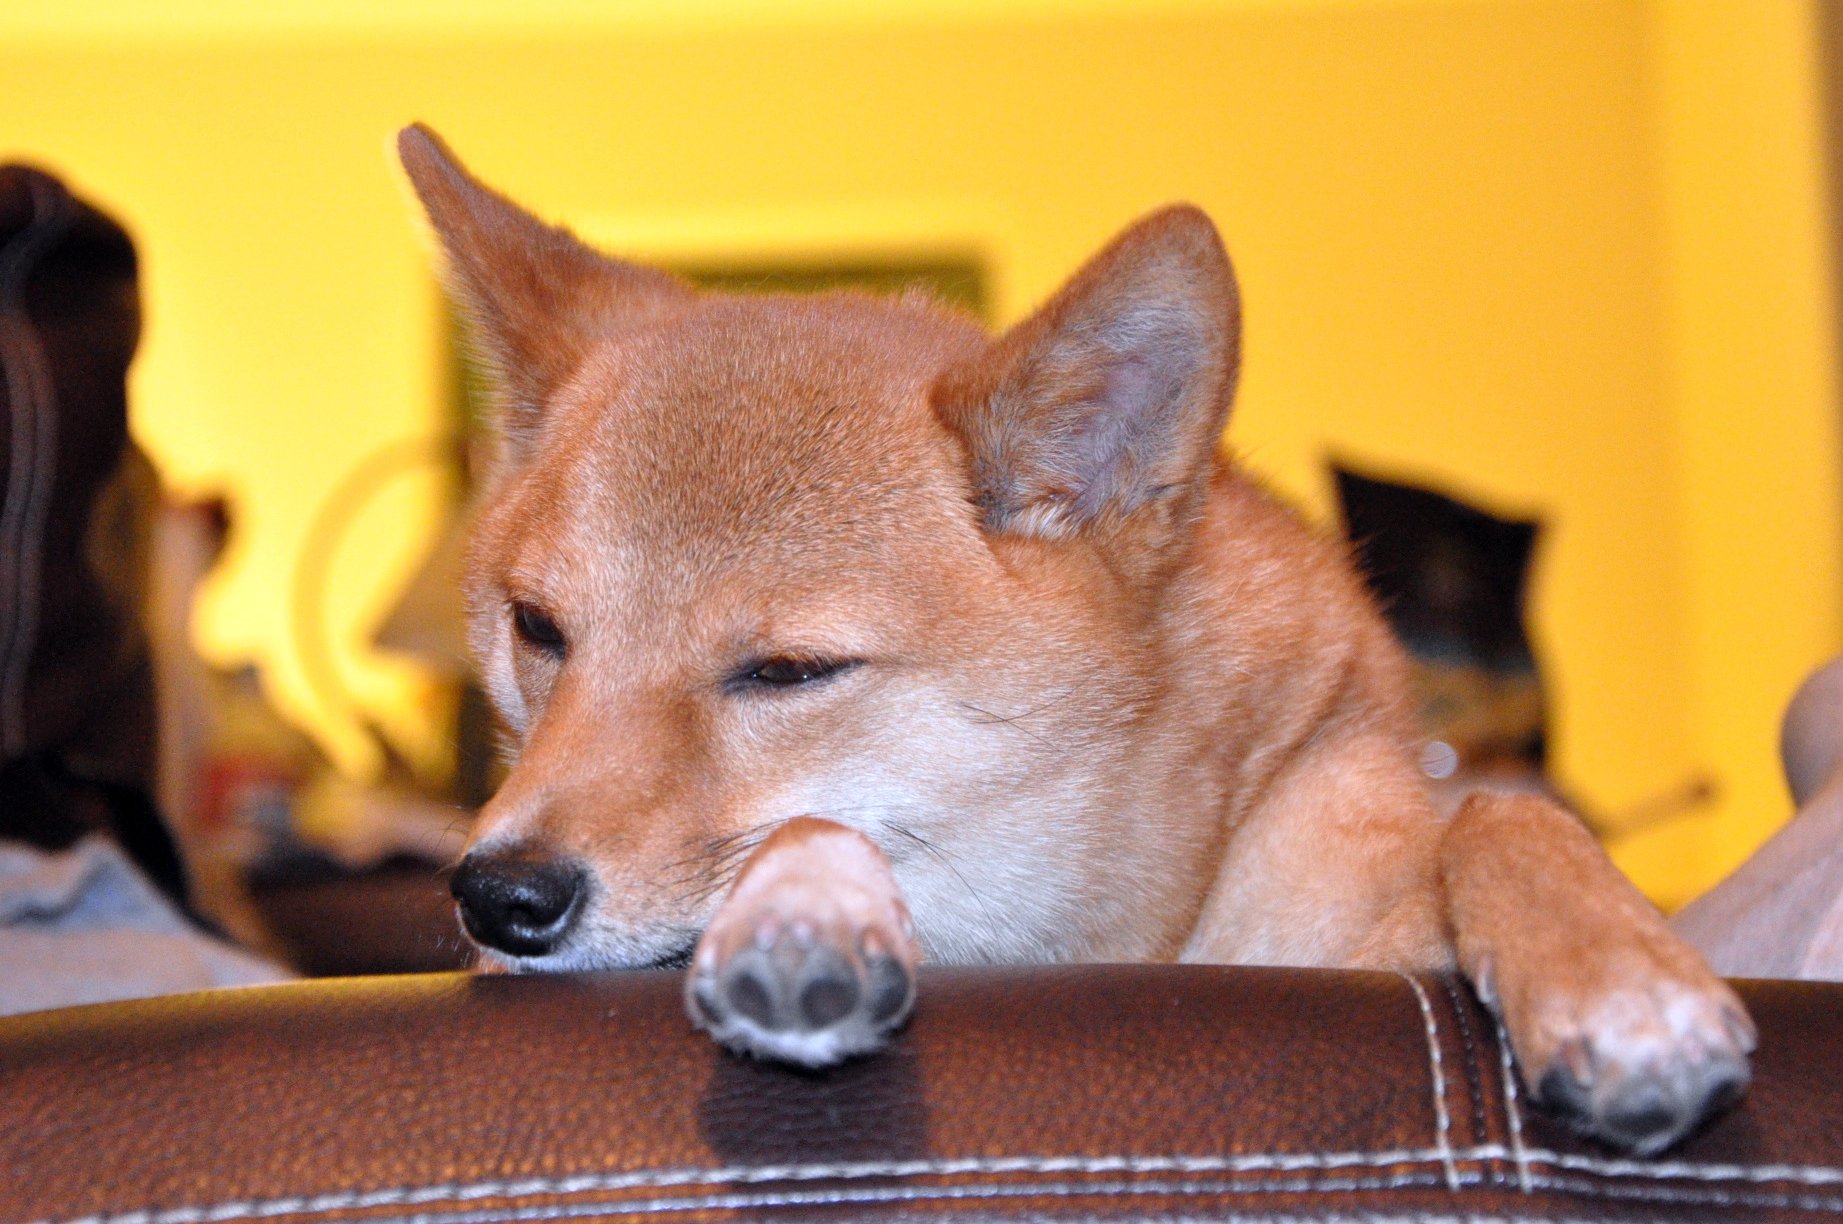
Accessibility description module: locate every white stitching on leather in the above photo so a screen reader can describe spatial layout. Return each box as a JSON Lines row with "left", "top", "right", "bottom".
{"left": 1536, "top": 1149, "right": 1843, "bottom": 1186}
{"left": 1398, "top": 972, "right": 1458, "bottom": 1191}
{"left": 32, "top": 1145, "right": 1843, "bottom": 1224}
{"left": 371, "top": 1170, "right": 1475, "bottom": 1224}
{"left": 1435, "top": 975, "right": 1486, "bottom": 1151}
{"left": 1493, "top": 1011, "right": 1533, "bottom": 1194}
{"left": 1527, "top": 1172, "right": 1843, "bottom": 1213}
{"left": 29, "top": 1150, "right": 1466, "bottom": 1224}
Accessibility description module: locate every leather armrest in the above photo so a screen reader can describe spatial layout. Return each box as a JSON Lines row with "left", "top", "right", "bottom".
{"left": 2, "top": 966, "right": 1839, "bottom": 1222}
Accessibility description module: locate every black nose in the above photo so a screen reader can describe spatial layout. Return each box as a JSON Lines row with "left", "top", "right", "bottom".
{"left": 450, "top": 848, "right": 587, "bottom": 957}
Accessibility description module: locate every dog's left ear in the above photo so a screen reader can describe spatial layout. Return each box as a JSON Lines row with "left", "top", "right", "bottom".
{"left": 933, "top": 206, "right": 1239, "bottom": 575}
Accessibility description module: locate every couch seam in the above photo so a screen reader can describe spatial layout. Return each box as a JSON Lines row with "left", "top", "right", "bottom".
{"left": 380, "top": 1170, "right": 1843, "bottom": 1224}
{"left": 350, "top": 1170, "right": 1477, "bottom": 1224}
{"left": 1493, "top": 1009, "right": 1534, "bottom": 1193}
{"left": 1525, "top": 1172, "right": 1843, "bottom": 1214}
{"left": 32, "top": 1150, "right": 1843, "bottom": 1224}
{"left": 1437, "top": 975, "right": 1488, "bottom": 1153}
{"left": 1397, "top": 972, "right": 1459, "bottom": 1191}
{"left": 28, "top": 1144, "right": 1843, "bottom": 1224}
{"left": 26, "top": 1151, "right": 1469, "bottom": 1224}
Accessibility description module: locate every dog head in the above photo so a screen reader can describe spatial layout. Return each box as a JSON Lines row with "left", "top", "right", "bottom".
{"left": 399, "top": 125, "right": 1239, "bottom": 969}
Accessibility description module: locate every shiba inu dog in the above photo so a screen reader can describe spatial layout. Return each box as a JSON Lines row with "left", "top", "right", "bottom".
{"left": 400, "top": 124, "right": 1752, "bottom": 1154}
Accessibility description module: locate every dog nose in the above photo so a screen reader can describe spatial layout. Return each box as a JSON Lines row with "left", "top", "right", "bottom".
{"left": 450, "top": 848, "right": 587, "bottom": 957}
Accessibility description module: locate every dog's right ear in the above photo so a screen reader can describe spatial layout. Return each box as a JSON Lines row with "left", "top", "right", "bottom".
{"left": 397, "top": 124, "right": 691, "bottom": 459}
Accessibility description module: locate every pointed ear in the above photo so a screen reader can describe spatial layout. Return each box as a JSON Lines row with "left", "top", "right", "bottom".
{"left": 933, "top": 205, "right": 1239, "bottom": 562}
{"left": 397, "top": 124, "right": 691, "bottom": 457}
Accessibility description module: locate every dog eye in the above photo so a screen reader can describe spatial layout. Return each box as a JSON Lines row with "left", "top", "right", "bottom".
{"left": 511, "top": 601, "right": 566, "bottom": 658}
{"left": 739, "top": 655, "right": 858, "bottom": 689}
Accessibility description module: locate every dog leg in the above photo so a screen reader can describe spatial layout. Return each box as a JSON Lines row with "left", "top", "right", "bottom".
{"left": 686, "top": 816, "right": 918, "bottom": 1067}
{"left": 1441, "top": 792, "right": 1755, "bottom": 1153}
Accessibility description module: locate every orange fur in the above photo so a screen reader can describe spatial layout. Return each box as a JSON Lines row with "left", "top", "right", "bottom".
{"left": 403, "top": 124, "right": 1751, "bottom": 1152}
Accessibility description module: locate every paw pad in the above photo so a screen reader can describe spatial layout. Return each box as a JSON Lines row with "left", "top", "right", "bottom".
{"left": 688, "top": 920, "right": 915, "bottom": 1067}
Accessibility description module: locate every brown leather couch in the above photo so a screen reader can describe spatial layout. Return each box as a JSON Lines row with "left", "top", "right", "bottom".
{"left": 7, "top": 165, "right": 1840, "bottom": 1224}
{"left": 4, "top": 965, "right": 1841, "bottom": 1223}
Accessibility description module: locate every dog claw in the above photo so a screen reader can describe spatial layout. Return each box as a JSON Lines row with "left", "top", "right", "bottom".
{"left": 1722, "top": 1003, "right": 1759, "bottom": 1054}
{"left": 1557, "top": 1035, "right": 1591, "bottom": 1084}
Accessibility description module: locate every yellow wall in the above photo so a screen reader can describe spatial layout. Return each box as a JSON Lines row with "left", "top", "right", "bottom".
{"left": 2, "top": 0, "right": 1837, "bottom": 907}
{"left": 1628, "top": 0, "right": 1843, "bottom": 900}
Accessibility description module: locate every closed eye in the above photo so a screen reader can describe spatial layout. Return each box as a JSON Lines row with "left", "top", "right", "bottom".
{"left": 511, "top": 599, "right": 566, "bottom": 659}
{"left": 729, "top": 654, "right": 861, "bottom": 692}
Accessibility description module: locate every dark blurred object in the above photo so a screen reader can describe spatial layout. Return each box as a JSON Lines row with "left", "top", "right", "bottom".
{"left": 1334, "top": 463, "right": 1715, "bottom": 837}
{"left": 247, "top": 852, "right": 469, "bottom": 976}
{"left": 0, "top": 163, "right": 186, "bottom": 906}
{"left": 1334, "top": 463, "right": 1550, "bottom": 788}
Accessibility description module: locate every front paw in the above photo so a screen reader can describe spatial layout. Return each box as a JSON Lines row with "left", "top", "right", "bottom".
{"left": 686, "top": 817, "right": 917, "bottom": 1068}
{"left": 1484, "top": 949, "right": 1755, "bottom": 1154}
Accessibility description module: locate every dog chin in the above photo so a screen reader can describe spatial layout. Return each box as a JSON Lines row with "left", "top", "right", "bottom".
{"left": 469, "top": 938, "right": 697, "bottom": 975}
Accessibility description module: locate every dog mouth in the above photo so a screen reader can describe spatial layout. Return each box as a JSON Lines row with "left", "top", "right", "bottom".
{"left": 467, "top": 932, "right": 699, "bottom": 973}
{"left": 644, "top": 942, "right": 697, "bottom": 971}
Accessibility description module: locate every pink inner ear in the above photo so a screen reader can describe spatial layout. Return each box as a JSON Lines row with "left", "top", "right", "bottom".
{"left": 1065, "top": 325, "right": 1208, "bottom": 522}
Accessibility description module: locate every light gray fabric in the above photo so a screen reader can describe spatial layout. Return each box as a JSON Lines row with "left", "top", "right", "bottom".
{"left": 0, "top": 836, "right": 289, "bottom": 1016}
{"left": 1673, "top": 656, "right": 1843, "bottom": 981}
{"left": 1782, "top": 656, "right": 1843, "bottom": 807}
{"left": 1672, "top": 772, "right": 1843, "bottom": 981}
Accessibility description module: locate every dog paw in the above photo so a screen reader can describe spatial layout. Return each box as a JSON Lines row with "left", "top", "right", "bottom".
{"left": 1487, "top": 953, "right": 1756, "bottom": 1154}
{"left": 685, "top": 817, "right": 918, "bottom": 1067}
{"left": 1443, "top": 790, "right": 1757, "bottom": 1153}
